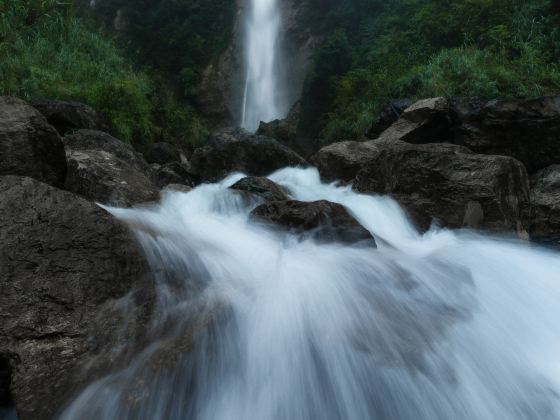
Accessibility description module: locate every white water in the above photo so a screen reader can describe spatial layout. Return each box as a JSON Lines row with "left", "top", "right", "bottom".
{"left": 241, "top": 0, "right": 285, "bottom": 131}
{"left": 60, "top": 167, "right": 560, "bottom": 420}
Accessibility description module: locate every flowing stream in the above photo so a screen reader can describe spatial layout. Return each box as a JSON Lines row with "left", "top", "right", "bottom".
{"left": 240, "top": 0, "right": 286, "bottom": 131}
{"left": 60, "top": 168, "right": 560, "bottom": 420}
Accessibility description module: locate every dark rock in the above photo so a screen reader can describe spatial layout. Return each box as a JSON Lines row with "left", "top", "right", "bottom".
{"left": 190, "top": 127, "right": 307, "bottom": 182}
{"left": 353, "top": 141, "right": 531, "bottom": 235}
{"left": 251, "top": 200, "right": 376, "bottom": 245}
{"left": 65, "top": 149, "right": 160, "bottom": 207}
{"left": 151, "top": 162, "right": 197, "bottom": 189}
{"left": 0, "top": 176, "right": 154, "bottom": 420}
{"left": 31, "top": 100, "right": 110, "bottom": 136}
{"left": 143, "top": 142, "right": 185, "bottom": 165}
{"left": 0, "top": 96, "right": 66, "bottom": 187}
{"left": 257, "top": 102, "right": 321, "bottom": 159}
{"left": 529, "top": 165, "right": 560, "bottom": 240}
{"left": 64, "top": 129, "right": 151, "bottom": 174}
{"left": 377, "top": 97, "right": 452, "bottom": 144}
{"left": 365, "top": 99, "right": 414, "bottom": 139}
{"left": 164, "top": 184, "right": 193, "bottom": 193}
{"left": 230, "top": 176, "right": 290, "bottom": 202}
{"left": 450, "top": 96, "right": 560, "bottom": 172}
{"left": 311, "top": 140, "right": 379, "bottom": 183}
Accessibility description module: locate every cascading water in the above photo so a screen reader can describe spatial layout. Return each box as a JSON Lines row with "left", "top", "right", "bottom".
{"left": 60, "top": 167, "right": 560, "bottom": 420}
{"left": 241, "top": 0, "right": 286, "bottom": 131}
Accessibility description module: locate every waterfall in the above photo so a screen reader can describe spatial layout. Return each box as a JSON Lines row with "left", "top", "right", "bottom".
{"left": 240, "top": 0, "right": 286, "bottom": 132}
{"left": 61, "top": 168, "right": 560, "bottom": 420}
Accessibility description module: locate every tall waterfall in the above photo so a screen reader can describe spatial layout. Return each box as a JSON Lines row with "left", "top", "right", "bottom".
{"left": 240, "top": 0, "right": 286, "bottom": 132}
{"left": 61, "top": 168, "right": 560, "bottom": 420}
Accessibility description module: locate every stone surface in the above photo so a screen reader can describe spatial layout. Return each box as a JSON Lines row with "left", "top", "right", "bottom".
{"left": 190, "top": 127, "right": 307, "bottom": 182}
{"left": 529, "top": 165, "right": 560, "bottom": 240}
{"left": 151, "top": 162, "right": 197, "bottom": 189}
{"left": 65, "top": 149, "right": 160, "bottom": 207}
{"left": 0, "top": 176, "right": 154, "bottom": 420}
{"left": 251, "top": 199, "right": 376, "bottom": 245}
{"left": 143, "top": 142, "right": 185, "bottom": 165}
{"left": 0, "top": 96, "right": 66, "bottom": 187}
{"left": 353, "top": 141, "right": 531, "bottom": 234}
{"left": 365, "top": 99, "right": 414, "bottom": 140}
{"left": 377, "top": 97, "right": 452, "bottom": 144}
{"left": 450, "top": 96, "right": 560, "bottom": 172}
{"left": 230, "top": 176, "right": 290, "bottom": 202}
{"left": 31, "top": 100, "right": 110, "bottom": 136}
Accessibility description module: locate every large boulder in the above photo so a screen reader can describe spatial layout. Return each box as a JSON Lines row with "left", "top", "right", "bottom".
{"left": 311, "top": 140, "right": 379, "bottom": 183}
{"left": 31, "top": 100, "right": 110, "bottom": 136}
{"left": 353, "top": 141, "right": 531, "bottom": 234}
{"left": 65, "top": 149, "right": 160, "bottom": 207}
{"left": 377, "top": 97, "right": 452, "bottom": 144}
{"left": 142, "top": 142, "right": 186, "bottom": 165}
{"left": 64, "top": 129, "right": 151, "bottom": 174}
{"left": 450, "top": 96, "right": 560, "bottom": 172}
{"left": 251, "top": 200, "right": 376, "bottom": 246}
{"left": 229, "top": 176, "right": 290, "bottom": 202}
{"left": 365, "top": 99, "right": 414, "bottom": 140}
{"left": 0, "top": 176, "right": 154, "bottom": 420}
{"left": 190, "top": 127, "right": 307, "bottom": 182}
{"left": 0, "top": 96, "right": 66, "bottom": 187}
{"left": 151, "top": 162, "right": 197, "bottom": 189}
{"left": 529, "top": 165, "right": 560, "bottom": 241}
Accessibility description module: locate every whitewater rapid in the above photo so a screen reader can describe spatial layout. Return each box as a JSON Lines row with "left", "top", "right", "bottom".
{"left": 241, "top": 0, "right": 286, "bottom": 131}
{"left": 61, "top": 168, "right": 560, "bottom": 420}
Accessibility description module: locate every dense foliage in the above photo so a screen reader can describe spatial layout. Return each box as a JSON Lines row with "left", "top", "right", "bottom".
{"left": 300, "top": 0, "right": 560, "bottom": 141}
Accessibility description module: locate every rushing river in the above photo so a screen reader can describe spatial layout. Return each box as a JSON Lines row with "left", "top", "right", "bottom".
{"left": 59, "top": 167, "right": 560, "bottom": 420}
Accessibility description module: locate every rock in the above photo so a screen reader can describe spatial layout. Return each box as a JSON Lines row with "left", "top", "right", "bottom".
{"left": 0, "top": 96, "right": 66, "bottom": 187}
{"left": 251, "top": 200, "right": 376, "bottom": 245}
{"left": 190, "top": 127, "right": 307, "bottom": 182}
{"left": 64, "top": 129, "right": 151, "bottom": 174}
{"left": 151, "top": 162, "right": 197, "bottom": 189}
{"left": 229, "top": 176, "right": 290, "bottom": 202}
{"left": 31, "top": 100, "right": 110, "bottom": 136}
{"left": 164, "top": 184, "right": 193, "bottom": 193}
{"left": 365, "top": 99, "right": 414, "bottom": 139}
{"left": 353, "top": 141, "right": 531, "bottom": 234}
{"left": 377, "top": 97, "right": 452, "bottom": 144}
{"left": 0, "top": 176, "right": 154, "bottom": 420}
{"left": 142, "top": 142, "right": 186, "bottom": 165}
{"left": 257, "top": 102, "right": 321, "bottom": 159}
{"left": 450, "top": 96, "right": 560, "bottom": 172}
{"left": 311, "top": 140, "right": 379, "bottom": 183}
{"left": 65, "top": 149, "right": 160, "bottom": 207}
{"left": 529, "top": 165, "right": 560, "bottom": 240}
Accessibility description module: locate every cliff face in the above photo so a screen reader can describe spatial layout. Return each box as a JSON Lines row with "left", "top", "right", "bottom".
{"left": 198, "top": 0, "right": 322, "bottom": 127}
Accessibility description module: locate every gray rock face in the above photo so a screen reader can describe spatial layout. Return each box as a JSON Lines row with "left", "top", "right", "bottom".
{"left": 230, "top": 176, "right": 290, "bottom": 202}
{"left": 311, "top": 140, "right": 380, "bottom": 183}
{"left": 151, "top": 162, "right": 197, "bottom": 189}
{"left": 377, "top": 97, "right": 452, "bottom": 144}
{"left": 64, "top": 129, "right": 151, "bottom": 174}
{"left": 353, "top": 141, "right": 531, "bottom": 234}
{"left": 65, "top": 149, "right": 160, "bottom": 207}
{"left": 0, "top": 176, "right": 154, "bottom": 420}
{"left": 450, "top": 96, "right": 560, "bottom": 172}
{"left": 31, "top": 100, "right": 110, "bottom": 136}
{"left": 251, "top": 200, "right": 376, "bottom": 246}
{"left": 365, "top": 99, "right": 414, "bottom": 140}
{"left": 143, "top": 142, "right": 185, "bottom": 165}
{"left": 190, "top": 127, "right": 307, "bottom": 182}
{"left": 530, "top": 165, "right": 560, "bottom": 240}
{"left": 0, "top": 96, "right": 66, "bottom": 187}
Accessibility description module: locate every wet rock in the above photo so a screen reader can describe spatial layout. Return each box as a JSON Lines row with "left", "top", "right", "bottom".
{"left": 450, "top": 96, "right": 560, "bottom": 172}
{"left": 230, "top": 176, "right": 290, "bottom": 202}
{"left": 365, "top": 99, "right": 414, "bottom": 140}
{"left": 251, "top": 200, "right": 376, "bottom": 245}
{"left": 31, "top": 100, "right": 110, "bottom": 136}
{"left": 151, "top": 162, "right": 197, "bottom": 189}
{"left": 311, "top": 140, "right": 379, "bottom": 183}
{"left": 0, "top": 96, "right": 66, "bottom": 187}
{"left": 377, "top": 97, "right": 452, "bottom": 144}
{"left": 65, "top": 149, "right": 160, "bottom": 207}
{"left": 0, "top": 176, "right": 154, "bottom": 420}
{"left": 190, "top": 127, "right": 307, "bottom": 182}
{"left": 164, "top": 184, "right": 193, "bottom": 193}
{"left": 529, "top": 165, "right": 560, "bottom": 240}
{"left": 143, "top": 142, "right": 186, "bottom": 165}
{"left": 353, "top": 141, "right": 531, "bottom": 234}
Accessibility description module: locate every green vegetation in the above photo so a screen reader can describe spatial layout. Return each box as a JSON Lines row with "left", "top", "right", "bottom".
{"left": 300, "top": 0, "right": 560, "bottom": 141}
